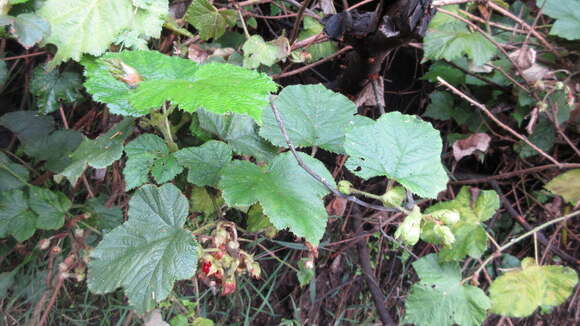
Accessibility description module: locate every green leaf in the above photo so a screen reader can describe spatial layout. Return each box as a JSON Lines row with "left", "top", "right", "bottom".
{"left": 30, "top": 64, "right": 83, "bottom": 114}
{"left": 219, "top": 152, "right": 334, "bottom": 245}
{"left": 423, "top": 91, "right": 460, "bottom": 121}
{"left": 175, "top": 140, "right": 232, "bottom": 187}
{"left": 490, "top": 258, "right": 578, "bottom": 317}
{"left": 38, "top": 0, "right": 167, "bottom": 65}
{"left": 88, "top": 184, "right": 199, "bottom": 314}
{"left": 260, "top": 84, "right": 358, "bottom": 153}
{"left": 344, "top": 112, "right": 448, "bottom": 199}
{"left": 84, "top": 196, "right": 124, "bottom": 233}
{"left": 0, "top": 152, "right": 29, "bottom": 191}
{"left": 189, "top": 185, "right": 223, "bottom": 218}
{"left": 297, "top": 258, "right": 315, "bottom": 287}
{"left": 404, "top": 254, "right": 490, "bottom": 326}
{"left": 424, "top": 186, "right": 499, "bottom": 261}
{"left": 298, "top": 17, "right": 337, "bottom": 61}
{"left": 242, "top": 35, "right": 289, "bottom": 69}
{"left": 8, "top": 13, "right": 49, "bottom": 49}
{"left": 82, "top": 50, "right": 199, "bottom": 116}
{"left": 515, "top": 115, "right": 555, "bottom": 158}
{"left": 123, "top": 134, "right": 183, "bottom": 190}
{"left": 544, "top": 169, "right": 580, "bottom": 204}
{"left": 246, "top": 204, "right": 276, "bottom": 234}
{"left": 130, "top": 62, "right": 277, "bottom": 122}
{"left": 197, "top": 109, "right": 278, "bottom": 162}
{"left": 536, "top": 0, "right": 580, "bottom": 40}
{"left": 185, "top": 0, "right": 236, "bottom": 40}
{"left": 422, "top": 61, "right": 466, "bottom": 86}
{"left": 424, "top": 6, "right": 497, "bottom": 65}
{"left": 0, "top": 111, "right": 82, "bottom": 172}
{"left": 57, "top": 118, "right": 134, "bottom": 185}
{"left": 0, "top": 186, "right": 71, "bottom": 241}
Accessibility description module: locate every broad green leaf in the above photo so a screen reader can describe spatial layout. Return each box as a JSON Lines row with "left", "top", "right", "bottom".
{"left": 0, "top": 152, "right": 29, "bottom": 191}
{"left": 536, "top": 0, "right": 580, "bottom": 40}
{"left": 123, "top": 134, "right": 183, "bottom": 190}
{"left": 189, "top": 185, "right": 224, "bottom": 218}
{"left": 0, "top": 186, "right": 71, "bottom": 241}
{"left": 0, "top": 111, "right": 82, "bottom": 172}
{"left": 57, "top": 118, "right": 134, "bottom": 185}
{"left": 344, "top": 112, "right": 448, "bottom": 199}
{"left": 490, "top": 258, "right": 578, "bottom": 317}
{"left": 82, "top": 50, "right": 200, "bottom": 116}
{"left": 424, "top": 6, "right": 497, "bottom": 65}
{"left": 423, "top": 91, "right": 455, "bottom": 121}
{"left": 88, "top": 184, "right": 199, "bottom": 314}
{"left": 422, "top": 61, "right": 465, "bottom": 86}
{"left": 544, "top": 169, "right": 580, "bottom": 204}
{"left": 424, "top": 186, "right": 499, "bottom": 261}
{"left": 30, "top": 64, "right": 83, "bottom": 114}
{"left": 404, "top": 254, "right": 490, "bottom": 326}
{"left": 242, "top": 35, "right": 289, "bottom": 69}
{"left": 246, "top": 204, "right": 276, "bottom": 235}
{"left": 175, "top": 140, "right": 232, "bottom": 187}
{"left": 260, "top": 84, "right": 358, "bottom": 153}
{"left": 219, "top": 152, "right": 334, "bottom": 245}
{"left": 38, "top": 0, "right": 167, "bottom": 65}
{"left": 197, "top": 109, "right": 278, "bottom": 162}
{"left": 130, "top": 62, "right": 277, "bottom": 122}
{"left": 185, "top": 0, "right": 236, "bottom": 40}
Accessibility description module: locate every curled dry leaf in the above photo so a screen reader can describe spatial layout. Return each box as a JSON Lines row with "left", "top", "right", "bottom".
{"left": 326, "top": 195, "right": 348, "bottom": 217}
{"left": 452, "top": 133, "right": 491, "bottom": 161}
{"left": 509, "top": 46, "right": 553, "bottom": 83}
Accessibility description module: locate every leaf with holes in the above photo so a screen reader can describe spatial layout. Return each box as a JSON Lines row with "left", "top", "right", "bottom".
{"left": 88, "top": 184, "right": 199, "bottom": 314}
{"left": 219, "top": 152, "right": 334, "bottom": 245}
{"left": 404, "top": 254, "right": 490, "bottom": 326}
{"left": 260, "top": 84, "right": 358, "bottom": 154}
{"left": 344, "top": 112, "right": 448, "bottom": 199}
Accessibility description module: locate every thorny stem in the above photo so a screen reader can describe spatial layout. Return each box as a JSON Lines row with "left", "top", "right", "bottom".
{"left": 467, "top": 210, "right": 580, "bottom": 283}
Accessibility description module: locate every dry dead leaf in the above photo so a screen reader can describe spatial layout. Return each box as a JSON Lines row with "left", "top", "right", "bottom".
{"left": 326, "top": 196, "right": 347, "bottom": 216}
{"left": 453, "top": 133, "right": 491, "bottom": 161}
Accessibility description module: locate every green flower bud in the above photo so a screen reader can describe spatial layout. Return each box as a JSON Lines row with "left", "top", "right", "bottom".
{"left": 380, "top": 186, "right": 406, "bottom": 208}
{"left": 394, "top": 206, "right": 422, "bottom": 246}
{"left": 430, "top": 209, "right": 460, "bottom": 225}
{"left": 433, "top": 224, "right": 455, "bottom": 246}
{"left": 338, "top": 180, "right": 353, "bottom": 195}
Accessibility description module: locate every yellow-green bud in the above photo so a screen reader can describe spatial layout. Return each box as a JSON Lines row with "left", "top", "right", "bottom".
{"left": 380, "top": 186, "right": 406, "bottom": 208}
{"left": 394, "top": 206, "right": 422, "bottom": 246}
{"left": 338, "top": 180, "right": 353, "bottom": 195}
{"left": 430, "top": 209, "right": 460, "bottom": 225}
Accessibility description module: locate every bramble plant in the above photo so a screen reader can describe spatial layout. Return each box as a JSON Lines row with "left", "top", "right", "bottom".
{"left": 0, "top": 0, "right": 578, "bottom": 325}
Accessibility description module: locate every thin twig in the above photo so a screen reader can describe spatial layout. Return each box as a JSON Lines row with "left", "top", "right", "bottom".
{"left": 288, "top": 0, "right": 314, "bottom": 45}
{"left": 273, "top": 46, "right": 353, "bottom": 79}
{"left": 437, "top": 77, "right": 561, "bottom": 166}
{"left": 269, "top": 102, "right": 397, "bottom": 213}
{"left": 452, "top": 163, "right": 580, "bottom": 184}
{"left": 432, "top": 0, "right": 480, "bottom": 6}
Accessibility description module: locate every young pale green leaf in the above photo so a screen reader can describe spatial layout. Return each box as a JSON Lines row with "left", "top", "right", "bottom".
{"left": 536, "top": 0, "right": 580, "bottom": 40}
{"left": 38, "top": 0, "right": 166, "bottom": 65}
{"left": 260, "top": 84, "right": 358, "bottom": 153}
{"left": 423, "top": 6, "right": 497, "bottom": 65}
{"left": 490, "top": 258, "right": 578, "bottom": 317}
{"left": 185, "top": 0, "right": 236, "bottom": 40}
{"left": 0, "top": 186, "right": 71, "bottom": 242}
{"left": 130, "top": 62, "right": 277, "bottom": 122}
{"left": 219, "top": 152, "right": 334, "bottom": 245}
{"left": 544, "top": 169, "right": 580, "bottom": 204}
{"left": 30, "top": 64, "right": 83, "bottom": 114}
{"left": 123, "top": 134, "right": 183, "bottom": 190}
{"left": 242, "top": 35, "right": 289, "bottom": 69}
{"left": 88, "top": 184, "right": 198, "bottom": 314}
{"left": 404, "top": 254, "right": 490, "bottom": 326}
{"left": 175, "top": 141, "right": 232, "bottom": 187}
{"left": 197, "top": 110, "right": 278, "bottom": 162}
{"left": 344, "top": 112, "right": 448, "bottom": 199}
{"left": 424, "top": 186, "right": 499, "bottom": 261}
{"left": 0, "top": 152, "right": 29, "bottom": 191}
{"left": 58, "top": 118, "right": 134, "bottom": 185}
